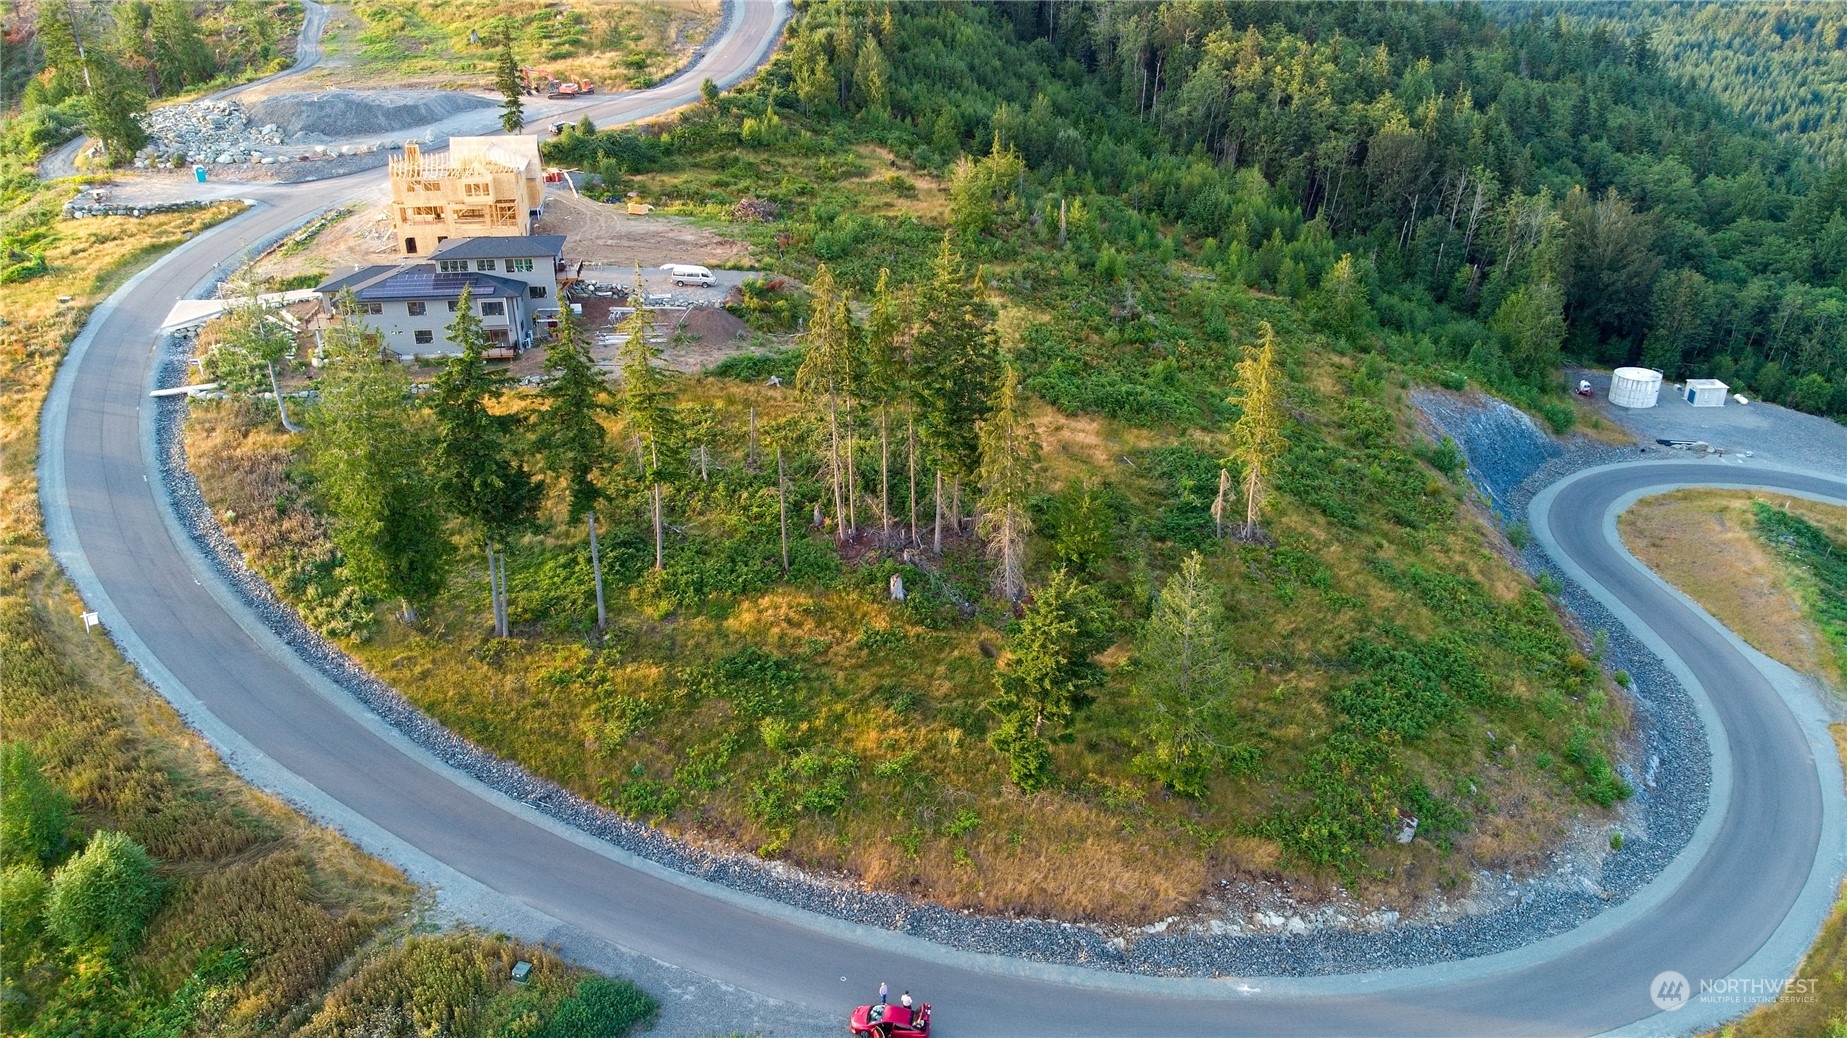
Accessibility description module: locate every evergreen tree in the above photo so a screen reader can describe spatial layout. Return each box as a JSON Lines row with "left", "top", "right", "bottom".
{"left": 311, "top": 314, "right": 452, "bottom": 622}
{"left": 986, "top": 568, "right": 1111, "bottom": 792}
{"left": 911, "top": 233, "right": 999, "bottom": 496}
{"left": 1227, "top": 321, "right": 1287, "bottom": 540}
{"left": 430, "top": 287, "right": 537, "bottom": 636}
{"left": 34, "top": 0, "right": 90, "bottom": 98}
{"left": 859, "top": 268, "right": 905, "bottom": 538}
{"left": 1131, "top": 553, "right": 1239, "bottom": 797}
{"left": 795, "top": 264, "right": 857, "bottom": 540}
{"left": 851, "top": 35, "right": 889, "bottom": 114}
{"left": 86, "top": 58, "right": 149, "bottom": 164}
{"left": 150, "top": 0, "right": 214, "bottom": 93}
{"left": 496, "top": 28, "right": 524, "bottom": 133}
{"left": 976, "top": 364, "right": 1037, "bottom": 603}
{"left": 533, "top": 306, "right": 615, "bottom": 630}
{"left": 1313, "top": 252, "right": 1371, "bottom": 334}
{"left": 789, "top": 30, "right": 833, "bottom": 114}
{"left": 617, "top": 275, "right": 677, "bottom": 569}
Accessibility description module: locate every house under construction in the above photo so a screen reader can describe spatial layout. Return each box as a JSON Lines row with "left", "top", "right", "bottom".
{"left": 388, "top": 135, "right": 547, "bottom": 258}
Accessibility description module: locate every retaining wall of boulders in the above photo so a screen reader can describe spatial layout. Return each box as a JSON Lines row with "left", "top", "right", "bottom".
{"left": 63, "top": 199, "right": 211, "bottom": 219}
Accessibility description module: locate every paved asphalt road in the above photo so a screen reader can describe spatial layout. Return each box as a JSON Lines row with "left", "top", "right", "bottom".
{"left": 35, "top": 2, "right": 1847, "bottom": 1034}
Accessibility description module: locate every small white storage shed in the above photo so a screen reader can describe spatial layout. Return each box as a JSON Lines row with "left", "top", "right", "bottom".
{"left": 1684, "top": 378, "right": 1729, "bottom": 407}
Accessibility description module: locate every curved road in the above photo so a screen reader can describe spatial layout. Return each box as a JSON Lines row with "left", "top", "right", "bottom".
{"left": 37, "top": 4, "right": 1847, "bottom": 1035}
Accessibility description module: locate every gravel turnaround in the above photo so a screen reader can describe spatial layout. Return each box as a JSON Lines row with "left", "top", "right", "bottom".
{"left": 149, "top": 357, "right": 1718, "bottom": 979}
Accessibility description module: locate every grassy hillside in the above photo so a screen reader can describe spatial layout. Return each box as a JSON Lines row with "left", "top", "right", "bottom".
{"left": 186, "top": 12, "right": 1654, "bottom": 925}
{"left": 320, "top": 0, "right": 716, "bottom": 89}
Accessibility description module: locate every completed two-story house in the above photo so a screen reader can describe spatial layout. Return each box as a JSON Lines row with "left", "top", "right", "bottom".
{"left": 314, "top": 235, "right": 566, "bottom": 358}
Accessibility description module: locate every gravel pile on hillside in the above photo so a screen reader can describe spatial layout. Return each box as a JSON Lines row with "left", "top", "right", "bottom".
{"left": 136, "top": 91, "right": 493, "bottom": 166}
{"left": 1414, "top": 389, "right": 1563, "bottom": 517}
{"left": 247, "top": 90, "right": 495, "bottom": 138}
{"left": 142, "top": 335, "right": 1717, "bottom": 978}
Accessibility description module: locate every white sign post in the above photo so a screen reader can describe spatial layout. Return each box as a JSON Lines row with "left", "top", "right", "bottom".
{"left": 81, "top": 611, "right": 100, "bottom": 632}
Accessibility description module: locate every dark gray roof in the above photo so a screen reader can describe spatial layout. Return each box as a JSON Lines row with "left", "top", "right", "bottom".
{"left": 315, "top": 265, "right": 399, "bottom": 296}
{"left": 352, "top": 265, "right": 527, "bottom": 302}
{"left": 428, "top": 235, "right": 566, "bottom": 261}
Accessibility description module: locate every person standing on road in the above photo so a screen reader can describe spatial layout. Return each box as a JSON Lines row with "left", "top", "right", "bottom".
{"left": 878, "top": 981, "right": 888, "bottom": 1005}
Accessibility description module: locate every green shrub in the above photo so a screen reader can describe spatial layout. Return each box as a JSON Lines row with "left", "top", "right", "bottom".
{"left": 1, "top": 863, "right": 48, "bottom": 978}
{"left": 540, "top": 977, "right": 659, "bottom": 1038}
{"left": 1, "top": 743, "right": 69, "bottom": 867}
{"left": 1537, "top": 399, "right": 1576, "bottom": 434}
{"left": 709, "top": 346, "right": 804, "bottom": 384}
{"left": 44, "top": 830, "right": 162, "bottom": 958}
{"left": 1419, "top": 435, "right": 1464, "bottom": 477}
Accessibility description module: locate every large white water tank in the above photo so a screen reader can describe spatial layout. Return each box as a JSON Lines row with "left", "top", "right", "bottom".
{"left": 1609, "top": 367, "right": 1663, "bottom": 408}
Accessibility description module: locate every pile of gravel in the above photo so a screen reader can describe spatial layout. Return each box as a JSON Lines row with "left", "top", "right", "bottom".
{"left": 142, "top": 339, "right": 1715, "bottom": 978}
{"left": 138, "top": 99, "right": 292, "bottom": 166}
{"left": 135, "top": 90, "right": 494, "bottom": 167}
{"left": 247, "top": 89, "right": 495, "bottom": 138}
{"left": 1414, "top": 389, "right": 1563, "bottom": 518}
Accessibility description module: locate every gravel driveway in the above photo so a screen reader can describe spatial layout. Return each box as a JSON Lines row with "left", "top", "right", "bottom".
{"left": 1573, "top": 368, "right": 1847, "bottom": 473}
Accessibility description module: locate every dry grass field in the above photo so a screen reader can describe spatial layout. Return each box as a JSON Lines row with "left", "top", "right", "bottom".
{"left": 1619, "top": 488, "right": 1847, "bottom": 685}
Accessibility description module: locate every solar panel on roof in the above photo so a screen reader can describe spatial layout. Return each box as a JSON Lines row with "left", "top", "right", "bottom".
{"left": 355, "top": 270, "right": 524, "bottom": 302}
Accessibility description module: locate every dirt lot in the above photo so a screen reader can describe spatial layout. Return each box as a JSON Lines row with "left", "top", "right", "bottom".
{"left": 535, "top": 192, "right": 754, "bottom": 267}
{"left": 242, "top": 183, "right": 753, "bottom": 287}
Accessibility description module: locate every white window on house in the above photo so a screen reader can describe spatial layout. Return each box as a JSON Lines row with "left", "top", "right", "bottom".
{"left": 480, "top": 300, "right": 506, "bottom": 317}
{"left": 361, "top": 302, "right": 383, "bottom": 315}
{"left": 414, "top": 329, "right": 434, "bottom": 345}
{"left": 407, "top": 301, "right": 426, "bottom": 316}
{"left": 438, "top": 260, "right": 468, "bottom": 273}
{"left": 447, "top": 300, "right": 460, "bottom": 312}
{"left": 476, "top": 259, "right": 497, "bottom": 271}
{"left": 507, "top": 258, "right": 534, "bottom": 273}
{"left": 528, "top": 285, "right": 547, "bottom": 298}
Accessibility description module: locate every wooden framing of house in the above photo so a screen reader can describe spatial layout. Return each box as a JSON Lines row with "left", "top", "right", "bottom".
{"left": 388, "top": 136, "right": 547, "bottom": 258}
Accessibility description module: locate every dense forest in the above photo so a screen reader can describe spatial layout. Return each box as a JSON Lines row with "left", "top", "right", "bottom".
{"left": 1515, "top": 1, "right": 1847, "bottom": 167}
{"left": 657, "top": 0, "right": 1846, "bottom": 420}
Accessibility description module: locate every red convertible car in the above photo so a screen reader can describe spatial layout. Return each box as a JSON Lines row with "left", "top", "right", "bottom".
{"left": 850, "top": 1000, "right": 932, "bottom": 1037}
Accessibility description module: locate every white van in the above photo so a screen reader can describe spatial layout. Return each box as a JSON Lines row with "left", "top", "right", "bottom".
{"left": 662, "top": 263, "right": 716, "bottom": 287}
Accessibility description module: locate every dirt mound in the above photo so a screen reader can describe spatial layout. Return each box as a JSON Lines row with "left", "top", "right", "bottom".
{"left": 246, "top": 90, "right": 494, "bottom": 139}
{"left": 676, "top": 305, "right": 749, "bottom": 345}
{"left": 660, "top": 306, "right": 757, "bottom": 372}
